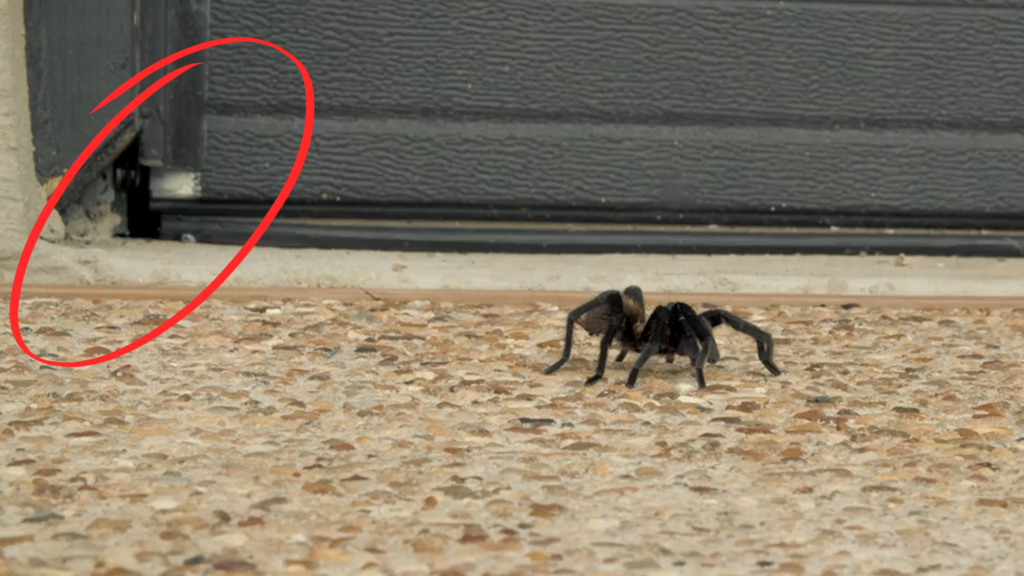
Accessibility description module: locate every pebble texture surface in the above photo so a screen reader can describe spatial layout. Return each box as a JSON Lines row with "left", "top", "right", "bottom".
{"left": 1, "top": 297, "right": 1023, "bottom": 576}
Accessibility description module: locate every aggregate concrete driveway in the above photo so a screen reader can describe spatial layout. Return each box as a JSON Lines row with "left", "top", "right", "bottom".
{"left": 1, "top": 296, "right": 1023, "bottom": 575}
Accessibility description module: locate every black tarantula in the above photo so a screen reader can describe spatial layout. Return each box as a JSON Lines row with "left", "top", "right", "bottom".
{"left": 543, "top": 286, "right": 782, "bottom": 389}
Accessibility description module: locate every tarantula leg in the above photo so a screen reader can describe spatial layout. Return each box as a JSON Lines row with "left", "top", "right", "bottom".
{"left": 700, "top": 309, "right": 782, "bottom": 376}
{"left": 614, "top": 348, "right": 629, "bottom": 363}
{"left": 543, "top": 290, "right": 621, "bottom": 375}
{"left": 664, "top": 352, "right": 675, "bottom": 364}
{"left": 584, "top": 314, "right": 626, "bottom": 386}
{"left": 673, "top": 335, "right": 706, "bottom": 387}
{"left": 679, "top": 337, "right": 701, "bottom": 364}
{"left": 696, "top": 315, "right": 721, "bottom": 364}
{"left": 670, "top": 303, "right": 719, "bottom": 372}
{"left": 663, "top": 305, "right": 707, "bottom": 389}
{"left": 625, "top": 308, "right": 668, "bottom": 389}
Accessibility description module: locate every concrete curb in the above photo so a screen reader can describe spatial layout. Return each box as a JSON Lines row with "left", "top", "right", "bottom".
{"left": 5, "top": 284, "right": 1024, "bottom": 310}
{"left": 7, "top": 239, "right": 1024, "bottom": 300}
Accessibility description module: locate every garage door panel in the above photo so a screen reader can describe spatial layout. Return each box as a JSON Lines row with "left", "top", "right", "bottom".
{"left": 206, "top": 0, "right": 1024, "bottom": 127}
{"left": 201, "top": 114, "right": 1024, "bottom": 216}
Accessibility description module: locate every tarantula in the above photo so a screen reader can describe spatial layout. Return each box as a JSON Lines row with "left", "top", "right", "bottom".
{"left": 542, "top": 286, "right": 782, "bottom": 389}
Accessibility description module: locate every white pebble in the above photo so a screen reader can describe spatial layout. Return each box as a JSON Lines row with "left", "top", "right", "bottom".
{"left": 148, "top": 498, "right": 179, "bottom": 511}
{"left": 587, "top": 518, "right": 620, "bottom": 530}
{"left": 213, "top": 532, "right": 249, "bottom": 547}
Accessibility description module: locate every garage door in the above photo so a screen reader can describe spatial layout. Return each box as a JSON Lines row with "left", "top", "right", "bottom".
{"left": 26, "top": 0, "right": 1024, "bottom": 255}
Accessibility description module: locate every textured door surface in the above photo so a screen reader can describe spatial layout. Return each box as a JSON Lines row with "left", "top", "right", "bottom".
{"left": 194, "top": 0, "right": 1024, "bottom": 227}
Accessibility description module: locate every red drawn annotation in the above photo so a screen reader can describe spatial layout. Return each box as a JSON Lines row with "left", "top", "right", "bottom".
{"left": 8, "top": 37, "right": 315, "bottom": 367}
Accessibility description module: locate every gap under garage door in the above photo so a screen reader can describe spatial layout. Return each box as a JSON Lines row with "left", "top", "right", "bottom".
{"left": 153, "top": 212, "right": 1024, "bottom": 258}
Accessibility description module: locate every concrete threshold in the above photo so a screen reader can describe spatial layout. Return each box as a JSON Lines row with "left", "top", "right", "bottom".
{"left": 2, "top": 238, "right": 1022, "bottom": 308}
{"left": 4, "top": 283, "right": 1024, "bottom": 310}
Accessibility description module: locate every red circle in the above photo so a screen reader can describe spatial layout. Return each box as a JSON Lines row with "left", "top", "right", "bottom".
{"left": 8, "top": 37, "right": 315, "bottom": 367}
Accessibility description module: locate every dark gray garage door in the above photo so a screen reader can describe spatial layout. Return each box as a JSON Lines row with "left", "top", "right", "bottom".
{"left": 25, "top": 0, "right": 1024, "bottom": 255}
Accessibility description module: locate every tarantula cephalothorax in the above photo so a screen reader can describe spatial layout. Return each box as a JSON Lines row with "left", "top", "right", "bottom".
{"left": 542, "top": 286, "right": 782, "bottom": 389}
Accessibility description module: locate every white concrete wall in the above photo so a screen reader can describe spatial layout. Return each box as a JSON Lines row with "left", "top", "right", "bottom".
{"left": 0, "top": 0, "right": 44, "bottom": 261}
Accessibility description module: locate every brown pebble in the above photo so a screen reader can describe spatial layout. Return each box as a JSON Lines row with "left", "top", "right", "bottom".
{"left": 633, "top": 466, "right": 662, "bottom": 478}
{"left": 973, "top": 401, "right": 1009, "bottom": 414}
{"left": 100, "top": 568, "right": 141, "bottom": 576}
{"left": 407, "top": 535, "right": 449, "bottom": 554}
{"left": 711, "top": 417, "right": 743, "bottom": 425}
{"left": 324, "top": 439, "right": 356, "bottom": 451}
{"left": 158, "top": 530, "right": 189, "bottom": 541}
{"left": 9, "top": 419, "right": 47, "bottom": 430}
{"left": 477, "top": 537, "right": 522, "bottom": 552}
{"left": 83, "top": 346, "right": 112, "bottom": 356}
{"left": 974, "top": 427, "right": 1013, "bottom": 438}
{"left": 563, "top": 441, "right": 602, "bottom": 451}
{"left": 302, "top": 481, "right": 336, "bottom": 495}
{"left": 211, "top": 559, "right": 258, "bottom": 572}
{"left": 426, "top": 424, "right": 451, "bottom": 437}
{"left": 459, "top": 524, "right": 490, "bottom": 543}
{"left": 862, "top": 485, "right": 899, "bottom": 493}
{"left": 528, "top": 551, "right": 549, "bottom": 562}
{"left": 781, "top": 447, "right": 806, "bottom": 459}
{"left": 436, "top": 485, "right": 479, "bottom": 500}
{"left": 530, "top": 503, "right": 566, "bottom": 518}
{"left": 726, "top": 401, "right": 761, "bottom": 413}
{"left": 251, "top": 497, "right": 287, "bottom": 511}
{"left": 794, "top": 410, "right": 827, "bottom": 422}
{"left": 778, "top": 562, "right": 805, "bottom": 575}
{"left": 86, "top": 518, "right": 132, "bottom": 533}
{"left": 0, "top": 535, "right": 33, "bottom": 549}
